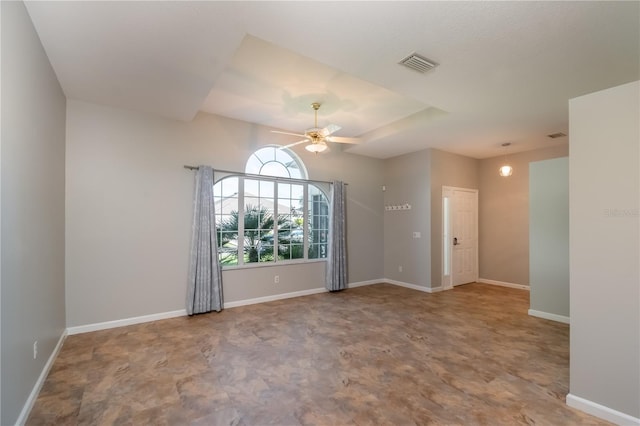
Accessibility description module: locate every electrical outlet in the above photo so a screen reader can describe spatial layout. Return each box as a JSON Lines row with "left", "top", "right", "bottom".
{"left": 413, "top": 231, "right": 421, "bottom": 239}
{"left": 274, "top": 275, "right": 280, "bottom": 284}
{"left": 33, "top": 341, "right": 38, "bottom": 359}
{"left": 398, "top": 265, "right": 403, "bottom": 273}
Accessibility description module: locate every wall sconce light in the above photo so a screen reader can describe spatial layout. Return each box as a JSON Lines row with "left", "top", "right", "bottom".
{"left": 499, "top": 142, "right": 513, "bottom": 177}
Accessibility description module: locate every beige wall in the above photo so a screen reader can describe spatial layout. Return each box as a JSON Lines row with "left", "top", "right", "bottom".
{"left": 383, "top": 150, "right": 431, "bottom": 287}
{"left": 1, "top": 2, "right": 67, "bottom": 424}
{"left": 65, "top": 100, "right": 384, "bottom": 327}
{"left": 430, "top": 149, "right": 480, "bottom": 288}
{"left": 569, "top": 80, "right": 639, "bottom": 420}
{"left": 529, "top": 157, "right": 569, "bottom": 319}
{"left": 382, "top": 148, "right": 480, "bottom": 289}
{"left": 478, "top": 144, "right": 568, "bottom": 286}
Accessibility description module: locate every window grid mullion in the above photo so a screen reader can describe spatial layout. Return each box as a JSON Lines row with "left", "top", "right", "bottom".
{"left": 274, "top": 181, "right": 279, "bottom": 263}
{"left": 237, "top": 177, "right": 245, "bottom": 267}
{"left": 303, "top": 184, "right": 309, "bottom": 259}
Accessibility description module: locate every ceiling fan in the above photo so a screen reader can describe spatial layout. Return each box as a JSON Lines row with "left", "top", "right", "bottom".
{"left": 272, "top": 102, "right": 361, "bottom": 153}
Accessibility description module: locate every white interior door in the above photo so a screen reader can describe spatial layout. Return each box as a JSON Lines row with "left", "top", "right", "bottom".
{"left": 444, "top": 187, "right": 478, "bottom": 287}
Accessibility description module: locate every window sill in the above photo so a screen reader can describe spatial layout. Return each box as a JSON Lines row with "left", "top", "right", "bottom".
{"left": 221, "top": 258, "right": 327, "bottom": 271}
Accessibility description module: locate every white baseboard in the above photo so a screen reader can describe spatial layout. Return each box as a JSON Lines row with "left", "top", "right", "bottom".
{"left": 528, "top": 309, "right": 570, "bottom": 324}
{"left": 223, "top": 287, "right": 327, "bottom": 309}
{"left": 348, "top": 279, "right": 383, "bottom": 288}
{"left": 64, "top": 277, "right": 444, "bottom": 336}
{"left": 16, "top": 330, "right": 67, "bottom": 425}
{"left": 67, "top": 309, "right": 187, "bottom": 335}
{"left": 566, "top": 393, "right": 640, "bottom": 425}
{"left": 383, "top": 278, "right": 443, "bottom": 293}
{"left": 66, "top": 278, "right": 518, "bottom": 336}
{"left": 477, "top": 278, "right": 530, "bottom": 291}
{"left": 68, "top": 284, "right": 366, "bottom": 334}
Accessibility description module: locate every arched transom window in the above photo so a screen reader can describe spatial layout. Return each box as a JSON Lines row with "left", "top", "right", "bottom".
{"left": 245, "top": 146, "right": 306, "bottom": 179}
{"left": 213, "top": 146, "right": 329, "bottom": 267}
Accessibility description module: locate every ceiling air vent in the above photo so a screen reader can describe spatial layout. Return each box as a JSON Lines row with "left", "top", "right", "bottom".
{"left": 547, "top": 132, "right": 567, "bottom": 139}
{"left": 399, "top": 53, "right": 437, "bottom": 73}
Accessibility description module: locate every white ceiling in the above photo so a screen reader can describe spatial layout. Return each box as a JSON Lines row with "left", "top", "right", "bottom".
{"left": 24, "top": 1, "right": 639, "bottom": 159}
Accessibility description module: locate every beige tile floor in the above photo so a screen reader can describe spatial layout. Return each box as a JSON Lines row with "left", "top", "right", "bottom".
{"left": 27, "top": 283, "right": 609, "bottom": 425}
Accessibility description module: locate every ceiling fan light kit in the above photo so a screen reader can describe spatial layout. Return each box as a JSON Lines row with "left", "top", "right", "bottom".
{"left": 272, "top": 102, "right": 361, "bottom": 154}
{"left": 305, "top": 141, "right": 328, "bottom": 153}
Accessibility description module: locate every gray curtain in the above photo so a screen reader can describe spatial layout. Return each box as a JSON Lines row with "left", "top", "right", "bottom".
{"left": 186, "top": 166, "right": 223, "bottom": 314}
{"left": 326, "top": 181, "right": 347, "bottom": 291}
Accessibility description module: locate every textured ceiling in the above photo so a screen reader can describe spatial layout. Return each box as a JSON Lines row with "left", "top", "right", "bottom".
{"left": 24, "top": 1, "right": 640, "bottom": 159}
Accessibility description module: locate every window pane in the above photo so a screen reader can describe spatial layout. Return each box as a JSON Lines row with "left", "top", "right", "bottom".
{"left": 274, "top": 148, "right": 293, "bottom": 165}
{"left": 219, "top": 177, "right": 239, "bottom": 197}
{"left": 219, "top": 250, "right": 238, "bottom": 266}
{"left": 214, "top": 177, "right": 240, "bottom": 265}
{"left": 256, "top": 146, "right": 276, "bottom": 164}
{"left": 308, "top": 244, "right": 319, "bottom": 259}
{"left": 245, "top": 155, "right": 262, "bottom": 175}
{"left": 244, "top": 232, "right": 261, "bottom": 263}
{"left": 259, "top": 180, "right": 274, "bottom": 197}
{"left": 291, "top": 184, "right": 304, "bottom": 200}
{"left": 259, "top": 242, "right": 274, "bottom": 263}
{"left": 217, "top": 214, "right": 235, "bottom": 227}
{"left": 278, "top": 183, "right": 291, "bottom": 198}
{"left": 278, "top": 214, "right": 292, "bottom": 233}
{"left": 260, "top": 161, "right": 289, "bottom": 178}
{"left": 308, "top": 185, "right": 329, "bottom": 259}
{"left": 245, "top": 179, "right": 259, "bottom": 195}
{"left": 218, "top": 197, "right": 238, "bottom": 215}
{"left": 279, "top": 199, "right": 292, "bottom": 215}
{"left": 290, "top": 244, "right": 304, "bottom": 259}
{"left": 288, "top": 163, "right": 302, "bottom": 179}
{"left": 244, "top": 197, "right": 259, "bottom": 210}
{"left": 242, "top": 189, "right": 275, "bottom": 264}
{"left": 308, "top": 243, "right": 327, "bottom": 259}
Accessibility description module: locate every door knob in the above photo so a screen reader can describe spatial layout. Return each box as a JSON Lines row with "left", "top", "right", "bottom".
{"left": 453, "top": 237, "right": 458, "bottom": 246}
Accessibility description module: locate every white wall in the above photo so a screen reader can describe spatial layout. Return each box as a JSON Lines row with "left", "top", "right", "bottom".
{"left": 569, "top": 80, "right": 639, "bottom": 421}
{"left": 1, "top": 2, "right": 67, "bottom": 424}
{"left": 65, "top": 100, "right": 384, "bottom": 327}
{"left": 529, "top": 157, "right": 569, "bottom": 321}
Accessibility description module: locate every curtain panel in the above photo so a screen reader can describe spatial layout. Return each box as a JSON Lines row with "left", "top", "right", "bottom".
{"left": 186, "top": 166, "right": 223, "bottom": 314}
{"left": 326, "top": 180, "right": 347, "bottom": 291}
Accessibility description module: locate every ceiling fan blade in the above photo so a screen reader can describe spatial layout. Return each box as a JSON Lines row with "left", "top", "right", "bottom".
{"left": 322, "top": 123, "right": 341, "bottom": 136}
{"left": 281, "top": 139, "right": 309, "bottom": 149}
{"left": 326, "top": 136, "right": 361, "bottom": 144}
{"left": 271, "top": 130, "right": 307, "bottom": 138}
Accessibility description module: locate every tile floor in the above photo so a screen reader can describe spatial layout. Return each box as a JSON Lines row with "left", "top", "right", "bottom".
{"left": 27, "top": 283, "right": 609, "bottom": 425}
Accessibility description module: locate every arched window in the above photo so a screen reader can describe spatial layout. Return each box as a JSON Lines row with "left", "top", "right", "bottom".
{"left": 213, "top": 146, "right": 329, "bottom": 267}
{"left": 245, "top": 146, "right": 306, "bottom": 179}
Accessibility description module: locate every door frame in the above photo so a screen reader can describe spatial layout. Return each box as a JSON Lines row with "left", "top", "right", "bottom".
{"left": 442, "top": 186, "right": 479, "bottom": 290}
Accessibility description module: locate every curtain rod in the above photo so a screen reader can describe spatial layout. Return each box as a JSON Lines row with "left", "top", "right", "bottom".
{"left": 183, "top": 165, "right": 346, "bottom": 186}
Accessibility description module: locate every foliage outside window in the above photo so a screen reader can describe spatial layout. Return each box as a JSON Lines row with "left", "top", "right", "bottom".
{"left": 213, "top": 146, "right": 329, "bottom": 267}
